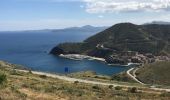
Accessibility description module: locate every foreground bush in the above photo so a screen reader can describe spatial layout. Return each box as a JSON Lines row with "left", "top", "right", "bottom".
{"left": 128, "top": 87, "right": 137, "bottom": 93}
{"left": 115, "top": 86, "right": 122, "bottom": 90}
{"left": 0, "top": 73, "right": 7, "bottom": 85}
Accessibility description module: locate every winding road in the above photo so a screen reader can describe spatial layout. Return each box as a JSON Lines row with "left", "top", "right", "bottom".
{"left": 126, "top": 68, "right": 145, "bottom": 85}
{"left": 126, "top": 67, "right": 170, "bottom": 92}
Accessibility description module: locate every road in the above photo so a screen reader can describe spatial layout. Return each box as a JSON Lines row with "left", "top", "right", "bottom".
{"left": 17, "top": 69, "right": 170, "bottom": 92}
{"left": 17, "top": 70, "right": 130, "bottom": 87}
{"left": 126, "top": 67, "right": 170, "bottom": 92}
{"left": 126, "top": 68, "right": 145, "bottom": 85}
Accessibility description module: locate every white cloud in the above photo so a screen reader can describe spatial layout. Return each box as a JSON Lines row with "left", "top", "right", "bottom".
{"left": 82, "top": 0, "right": 170, "bottom": 13}
{"left": 98, "top": 15, "right": 104, "bottom": 18}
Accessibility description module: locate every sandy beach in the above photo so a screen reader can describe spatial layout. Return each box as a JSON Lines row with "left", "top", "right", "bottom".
{"left": 59, "top": 54, "right": 106, "bottom": 62}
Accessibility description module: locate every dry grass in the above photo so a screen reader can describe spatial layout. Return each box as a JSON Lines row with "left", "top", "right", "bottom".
{"left": 137, "top": 61, "right": 170, "bottom": 86}
{"left": 0, "top": 61, "right": 170, "bottom": 100}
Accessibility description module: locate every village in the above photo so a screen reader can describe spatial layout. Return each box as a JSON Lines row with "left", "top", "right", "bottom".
{"left": 105, "top": 51, "right": 170, "bottom": 66}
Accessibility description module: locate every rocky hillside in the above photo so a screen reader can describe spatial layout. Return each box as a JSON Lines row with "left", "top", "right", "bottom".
{"left": 50, "top": 23, "right": 170, "bottom": 58}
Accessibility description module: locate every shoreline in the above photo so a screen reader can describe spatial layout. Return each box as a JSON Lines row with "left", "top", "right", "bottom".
{"left": 59, "top": 54, "right": 138, "bottom": 67}
{"left": 59, "top": 54, "right": 106, "bottom": 62}
{"left": 107, "top": 63, "right": 129, "bottom": 67}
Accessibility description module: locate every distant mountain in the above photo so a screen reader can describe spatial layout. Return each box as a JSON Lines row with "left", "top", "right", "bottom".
{"left": 0, "top": 25, "right": 108, "bottom": 35}
{"left": 144, "top": 21, "right": 170, "bottom": 25}
{"left": 50, "top": 23, "right": 170, "bottom": 57}
{"left": 52, "top": 25, "right": 108, "bottom": 33}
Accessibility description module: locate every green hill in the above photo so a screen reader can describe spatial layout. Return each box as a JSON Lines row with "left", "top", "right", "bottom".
{"left": 50, "top": 23, "right": 170, "bottom": 57}
{"left": 136, "top": 61, "right": 170, "bottom": 86}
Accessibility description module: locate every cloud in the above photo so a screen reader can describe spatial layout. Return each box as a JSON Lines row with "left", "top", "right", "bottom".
{"left": 98, "top": 15, "right": 104, "bottom": 18}
{"left": 82, "top": 0, "right": 170, "bottom": 13}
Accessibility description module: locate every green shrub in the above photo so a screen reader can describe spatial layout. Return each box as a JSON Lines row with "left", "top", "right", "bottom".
{"left": 160, "top": 92, "right": 170, "bottom": 97}
{"left": 128, "top": 87, "right": 137, "bottom": 93}
{"left": 10, "top": 70, "right": 22, "bottom": 76}
{"left": 39, "top": 75, "right": 47, "bottom": 79}
{"left": 109, "top": 85, "right": 113, "bottom": 89}
{"left": 29, "top": 70, "right": 32, "bottom": 74}
{"left": 74, "top": 81, "right": 79, "bottom": 84}
{"left": 115, "top": 86, "right": 122, "bottom": 90}
{"left": 0, "top": 73, "right": 7, "bottom": 85}
{"left": 92, "top": 85, "right": 100, "bottom": 90}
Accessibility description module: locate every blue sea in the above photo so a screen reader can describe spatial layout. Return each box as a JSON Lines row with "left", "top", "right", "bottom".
{"left": 0, "top": 31, "right": 129, "bottom": 75}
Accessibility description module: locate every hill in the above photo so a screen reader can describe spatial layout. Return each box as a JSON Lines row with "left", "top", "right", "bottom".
{"left": 136, "top": 61, "right": 170, "bottom": 86}
{"left": 0, "top": 61, "right": 170, "bottom": 99}
{"left": 0, "top": 25, "right": 107, "bottom": 37}
{"left": 50, "top": 23, "right": 170, "bottom": 59}
{"left": 145, "top": 21, "right": 170, "bottom": 25}
{"left": 52, "top": 25, "right": 108, "bottom": 34}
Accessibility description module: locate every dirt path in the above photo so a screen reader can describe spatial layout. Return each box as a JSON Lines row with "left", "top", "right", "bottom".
{"left": 126, "top": 67, "right": 170, "bottom": 92}
{"left": 17, "top": 69, "right": 170, "bottom": 92}
{"left": 126, "top": 68, "right": 145, "bottom": 85}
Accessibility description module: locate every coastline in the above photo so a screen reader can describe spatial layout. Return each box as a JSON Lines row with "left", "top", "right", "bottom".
{"left": 107, "top": 63, "right": 136, "bottom": 67}
{"left": 59, "top": 54, "right": 106, "bottom": 62}
{"left": 59, "top": 54, "right": 137, "bottom": 67}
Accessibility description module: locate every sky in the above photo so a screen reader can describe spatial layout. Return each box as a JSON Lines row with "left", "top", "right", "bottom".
{"left": 0, "top": 0, "right": 170, "bottom": 31}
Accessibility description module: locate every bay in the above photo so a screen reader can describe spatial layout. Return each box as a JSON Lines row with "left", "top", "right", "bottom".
{"left": 0, "top": 31, "right": 129, "bottom": 75}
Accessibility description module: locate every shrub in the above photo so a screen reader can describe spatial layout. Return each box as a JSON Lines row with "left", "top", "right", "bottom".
{"left": 128, "top": 87, "right": 137, "bottom": 93}
{"left": 29, "top": 70, "right": 32, "bottom": 74}
{"left": 10, "top": 70, "right": 22, "bottom": 76}
{"left": 115, "top": 86, "right": 122, "bottom": 90}
{"left": 39, "top": 75, "right": 47, "bottom": 79}
{"left": 92, "top": 85, "right": 100, "bottom": 90}
{"left": 74, "top": 81, "right": 79, "bottom": 84}
{"left": 0, "top": 73, "right": 7, "bottom": 85}
{"left": 160, "top": 92, "right": 170, "bottom": 97}
{"left": 109, "top": 85, "right": 113, "bottom": 89}
{"left": 22, "top": 83, "right": 29, "bottom": 88}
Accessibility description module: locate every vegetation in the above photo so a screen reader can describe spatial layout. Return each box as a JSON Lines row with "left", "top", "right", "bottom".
{"left": 136, "top": 61, "right": 170, "bottom": 86}
{"left": 51, "top": 23, "right": 170, "bottom": 57}
{"left": 128, "top": 87, "right": 138, "bottom": 93}
{"left": 115, "top": 86, "right": 122, "bottom": 90}
{"left": 111, "top": 72, "right": 136, "bottom": 83}
{"left": 0, "top": 61, "right": 170, "bottom": 100}
{"left": 0, "top": 73, "right": 6, "bottom": 85}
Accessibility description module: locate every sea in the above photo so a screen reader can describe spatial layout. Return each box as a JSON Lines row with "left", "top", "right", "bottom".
{"left": 0, "top": 31, "right": 129, "bottom": 75}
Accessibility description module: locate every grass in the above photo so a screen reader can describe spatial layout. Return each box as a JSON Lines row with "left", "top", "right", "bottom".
{"left": 136, "top": 61, "right": 170, "bottom": 86}
{"left": 0, "top": 61, "right": 170, "bottom": 100}
{"left": 68, "top": 71, "right": 142, "bottom": 87}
